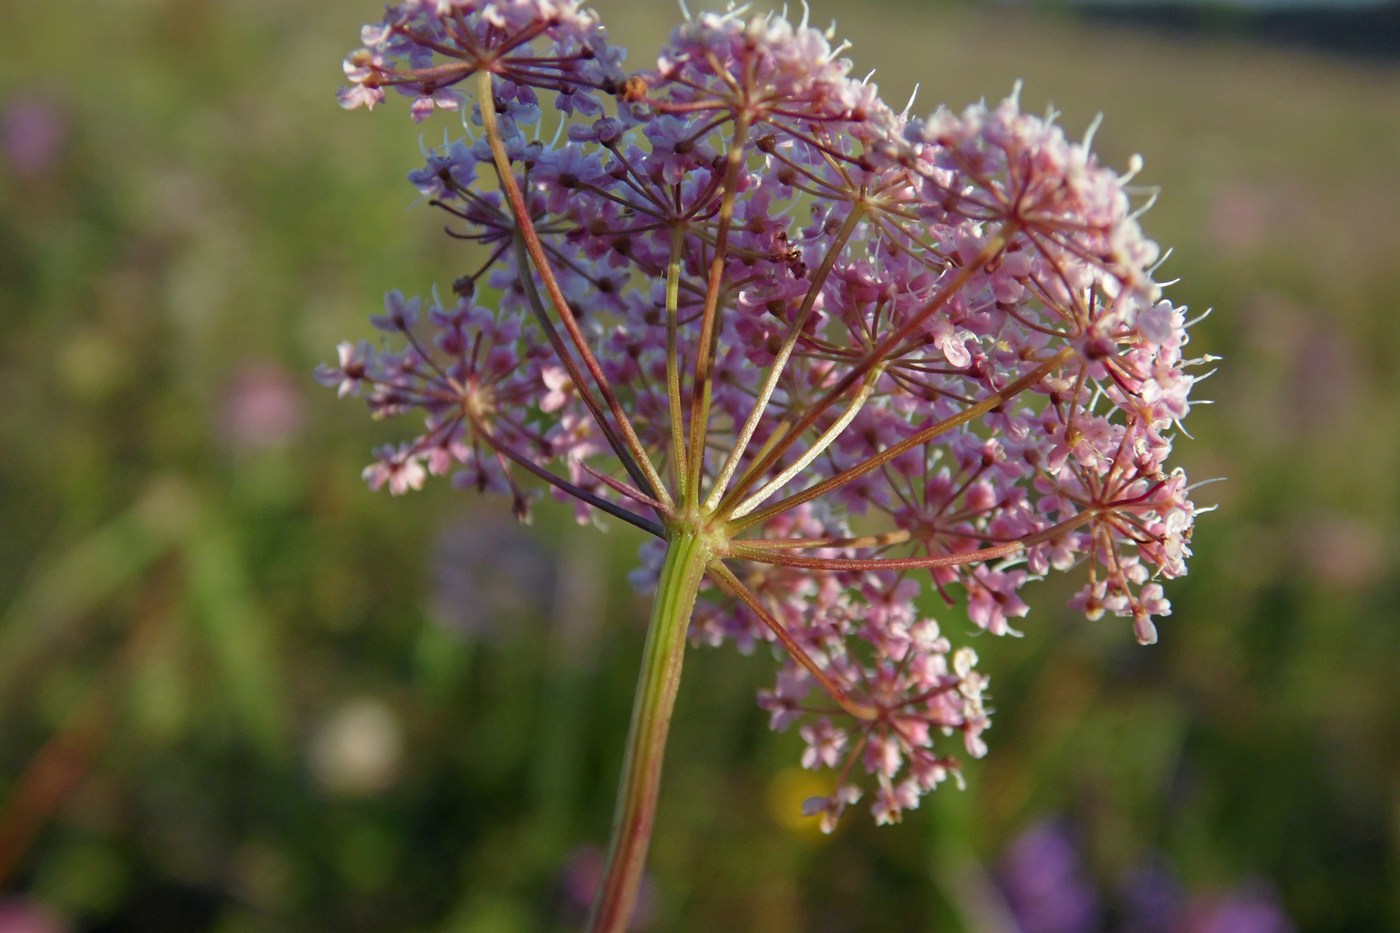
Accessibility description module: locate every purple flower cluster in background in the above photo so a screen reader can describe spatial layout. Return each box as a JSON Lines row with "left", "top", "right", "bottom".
{"left": 429, "top": 515, "right": 557, "bottom": 638}
{"left": 321, "top": 0, "right": 1207, "bottom": 829}
{"left": 997, "top": 820, "right": 1292, "bottom": 933}
{"left": 0, "top": 898, "right": 68, "bottom": 933}
{"left": 1, "top": 94, "right": 68, "bottom": 178}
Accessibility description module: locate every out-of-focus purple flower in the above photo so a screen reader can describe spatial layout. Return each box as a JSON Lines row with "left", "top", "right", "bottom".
{"left": 219, "top": 359, "right": 305, "bottom": 451}
{"left": 0, "top": 898, "right": 68, "bottom": 933}
{"left": 1121, "top": 858, "right": 1186, "bottom": 933}
{"left": 0, "top": 94, "right": 68, "bottom": 177}
{"left": 557, "top": 845, "right": 655, "bottom": 930}
{"left": 1292, "top": 512, "right": 1387, "bottom": 589}
{"left": 1206, "top": 183, "right": 1277, "bottom": 255}
{"left": 995, "top": 826, "right": 1295, "bottom": 933}
{"left": 1183, "top": 882, "right": 1293, "bottom": 933}
{"left": 996, "top": 820, "right": 1100, "bottom": 933}
{"left": 428, "top": 516, "right": 556, "bottom": 639}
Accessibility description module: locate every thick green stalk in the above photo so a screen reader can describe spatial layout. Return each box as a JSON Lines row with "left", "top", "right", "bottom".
{"left": 588, "top": 527, "right": 711, "bottom": 933}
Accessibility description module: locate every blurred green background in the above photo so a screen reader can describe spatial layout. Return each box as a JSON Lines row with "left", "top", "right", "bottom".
{"left": 2, "top": 0, "right": 1398, "bottom": 930}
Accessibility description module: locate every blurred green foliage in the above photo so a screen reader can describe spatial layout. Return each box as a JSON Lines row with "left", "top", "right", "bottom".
{"left": 1, "top": 0, "right": 1398, "bottom": 930}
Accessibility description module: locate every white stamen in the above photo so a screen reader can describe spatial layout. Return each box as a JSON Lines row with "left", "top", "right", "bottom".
{"left": 900, "top": 83, "right": 921, "bottom": 120}
{"left": 1082, "top": 112, "right": 1103, "bottom": 151}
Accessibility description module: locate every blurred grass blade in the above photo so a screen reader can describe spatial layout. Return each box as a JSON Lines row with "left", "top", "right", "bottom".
{"left": 0, "top": 478, "right": 195, "bottom": 705}
{"left": 184, "top": 508, "right": 289, "bottom": 756}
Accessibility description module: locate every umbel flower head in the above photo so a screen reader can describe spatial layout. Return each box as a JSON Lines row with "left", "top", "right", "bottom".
{"left": 321, "top": 0, "right": 1206, "bottom": 835}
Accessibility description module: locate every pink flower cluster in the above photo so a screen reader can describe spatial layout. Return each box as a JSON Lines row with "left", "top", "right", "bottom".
{"left": 321, "top": 0, "right": 1206, "bottom": 829}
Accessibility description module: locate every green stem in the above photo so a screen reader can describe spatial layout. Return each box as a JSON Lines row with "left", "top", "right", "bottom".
{"left": 587, "top": 527, "right": 711, "bottom": 933}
